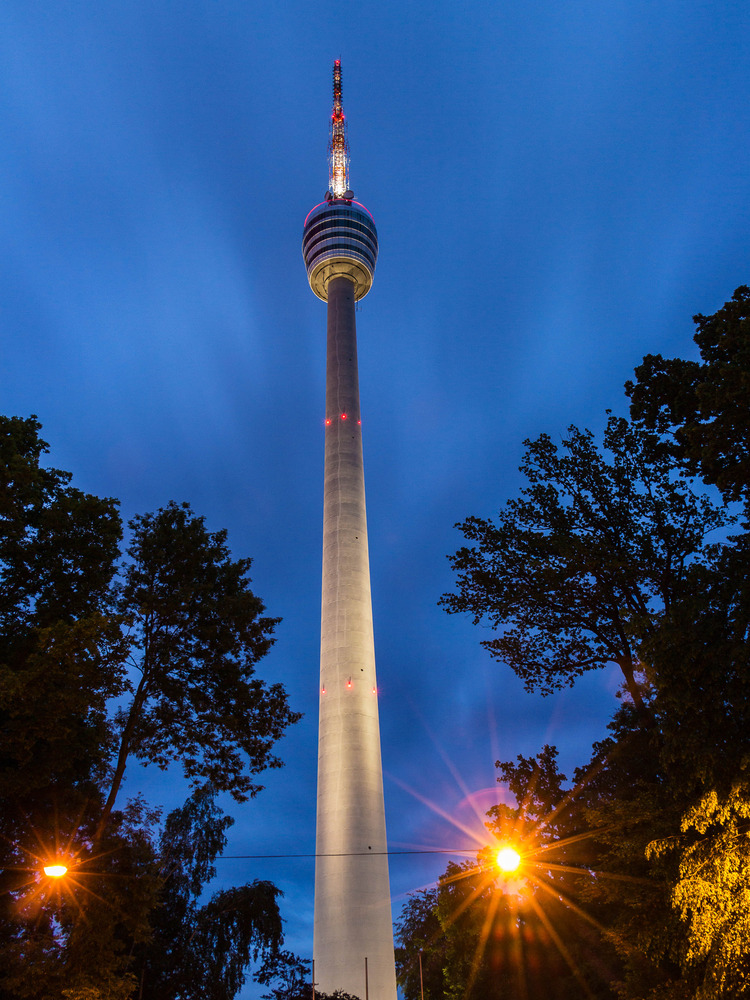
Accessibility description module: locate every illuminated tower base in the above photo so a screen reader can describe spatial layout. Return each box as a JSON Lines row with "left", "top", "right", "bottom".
{"left": 314, "top": 275, "right": 397, "bottom": 999}
{"left": 303, "top": 61, "right": 397, "bottom": 1000}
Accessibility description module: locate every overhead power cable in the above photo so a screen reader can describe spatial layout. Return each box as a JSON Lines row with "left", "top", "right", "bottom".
{"left": 218, "top": 849, "right": 481, "bottom": 860}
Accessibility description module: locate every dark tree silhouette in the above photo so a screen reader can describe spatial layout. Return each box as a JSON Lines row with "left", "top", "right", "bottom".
{"left": 628, "top": 285, "right": 750, "bottom": 505}
{"left": 442, "top": 414, "right": 728, "bottom": 722}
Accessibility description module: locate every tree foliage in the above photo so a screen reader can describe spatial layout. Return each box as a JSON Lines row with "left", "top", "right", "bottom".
{"left": 0, "top": 415, "right": 300, "bottom": 999}
{"left": 102, "top": 500, "right": 299, "bottom": 831}
{"left": 647, "top": 781, "right": 750, "bottom": 998}
{"left": 0, "top": 798, "right": 159, "bottom": 1000}
{"left": 394, "top": 887, "right": 448, "bottom": 1000}
{"left": 441, "top": 414, "right": 728, "bottom": 718}
{"left": 433, "top": 288, "right": 750, "bottom": 998}
{"left": 627, "top": 285, "right": 750, "bottom": 504}
{"left": 396, "top": 747, "right": 623, "bottom": 1000}
{"left": 0, "top": 416, "right": 124, "bottom": 800}
{"left": 0, "top": 415, "right": 134, "bottom": 997}
{"left": 0, "top": 415, "right": 121, "bottom": 640}
{"left": 137, "top": 785, "right": 285, "bottom": 1000}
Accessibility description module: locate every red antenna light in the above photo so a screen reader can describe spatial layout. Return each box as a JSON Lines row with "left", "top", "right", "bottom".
{"left": 341, "top": 412, "right": 348, "bottom": 420}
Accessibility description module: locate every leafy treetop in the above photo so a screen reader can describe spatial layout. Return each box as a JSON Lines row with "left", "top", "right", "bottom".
{"left": 441, "top": 414, "right": 729, "bottom": 721}
{"left": 627, "top": 285, "right": 750, "bottom": 504}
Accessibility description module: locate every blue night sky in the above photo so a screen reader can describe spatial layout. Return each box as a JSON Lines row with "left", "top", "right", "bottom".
{"left": 2, "top": 2, "right": 749, "bottom": 996}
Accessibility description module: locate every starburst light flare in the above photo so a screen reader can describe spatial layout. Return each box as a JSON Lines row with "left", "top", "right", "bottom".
{"left": 496, "top": 845, "right": 521, "bottom": 872}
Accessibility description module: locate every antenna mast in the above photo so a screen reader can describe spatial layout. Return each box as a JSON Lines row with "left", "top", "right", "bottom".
{"left": 328, "top": 60, "right": 350, "bottom": 198}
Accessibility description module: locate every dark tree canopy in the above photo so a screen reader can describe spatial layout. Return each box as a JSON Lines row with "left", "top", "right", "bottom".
{"left": 0, "top": 414, "right": 121, "bottom": 639}
{"left": 394, "top": 888, "right": 448, "bottom": 1000}
{"left": 435, "top": 286, "right": 750, "bottom": 1000}
{"left": 0, "top": 415, "right": 124, "bottom": 798}
{"left": 0, "top": 416, "right": 301, "bottom": 1000}
{"left": 0, "top": 417, "right": 132, "bottom": 998}
{"left": 396, "top": 750, "right": 622, "bottom": 1000}
{"left": 138, "top": 786, "right": 285, "bottom": 1000}
{"left": 627, "top": 285, "right": 750, "bottom": 504}
{"left": 441, "top": 414, "right": 728, "bottom": 719}
{"left": 0, "top": 797, "right": 160, "bottom": 1000}
{"left": 101, "top": 500, "right": 300, "bottom": 831}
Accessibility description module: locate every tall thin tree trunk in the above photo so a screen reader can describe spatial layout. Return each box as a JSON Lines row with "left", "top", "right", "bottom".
{"left": 96, "top": 670, "right": 149, "bottom": 840}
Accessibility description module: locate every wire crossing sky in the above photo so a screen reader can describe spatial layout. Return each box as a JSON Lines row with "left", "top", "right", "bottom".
{"left": 2, "top": 2, "right": 749, "bottom": 997}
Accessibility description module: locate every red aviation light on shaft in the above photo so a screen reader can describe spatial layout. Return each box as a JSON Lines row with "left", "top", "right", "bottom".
{"left": 328, "top": 60, "right": 350, "bottom": 198}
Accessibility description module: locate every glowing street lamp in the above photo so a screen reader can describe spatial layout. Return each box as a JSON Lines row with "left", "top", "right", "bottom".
{"left": 496, "top": 846, "right": 521, "bottom": 873}
{"left": 43, "top": 863, "right": 68, "bottom": 878}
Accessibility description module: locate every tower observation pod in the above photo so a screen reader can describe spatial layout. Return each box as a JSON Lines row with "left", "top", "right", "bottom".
{"left": 302, "top": 62, "right": 397, "bottom": 1000}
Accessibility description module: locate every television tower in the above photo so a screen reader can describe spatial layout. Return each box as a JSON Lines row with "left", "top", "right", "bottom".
{"left": 302, "top": 62, "right": 397, "bottom": 1000}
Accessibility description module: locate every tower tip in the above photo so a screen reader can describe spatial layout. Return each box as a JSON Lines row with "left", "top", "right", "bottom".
{"left": 329, "top": 60, "right": 350, "bottom": 198}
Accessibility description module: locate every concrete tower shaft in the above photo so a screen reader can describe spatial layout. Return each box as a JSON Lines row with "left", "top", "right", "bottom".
{"left": 314, "top": 276, "right": 397, "bottom": 999}
{"left": 303, "top": 61, "right": 396, "bottom": 1000}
